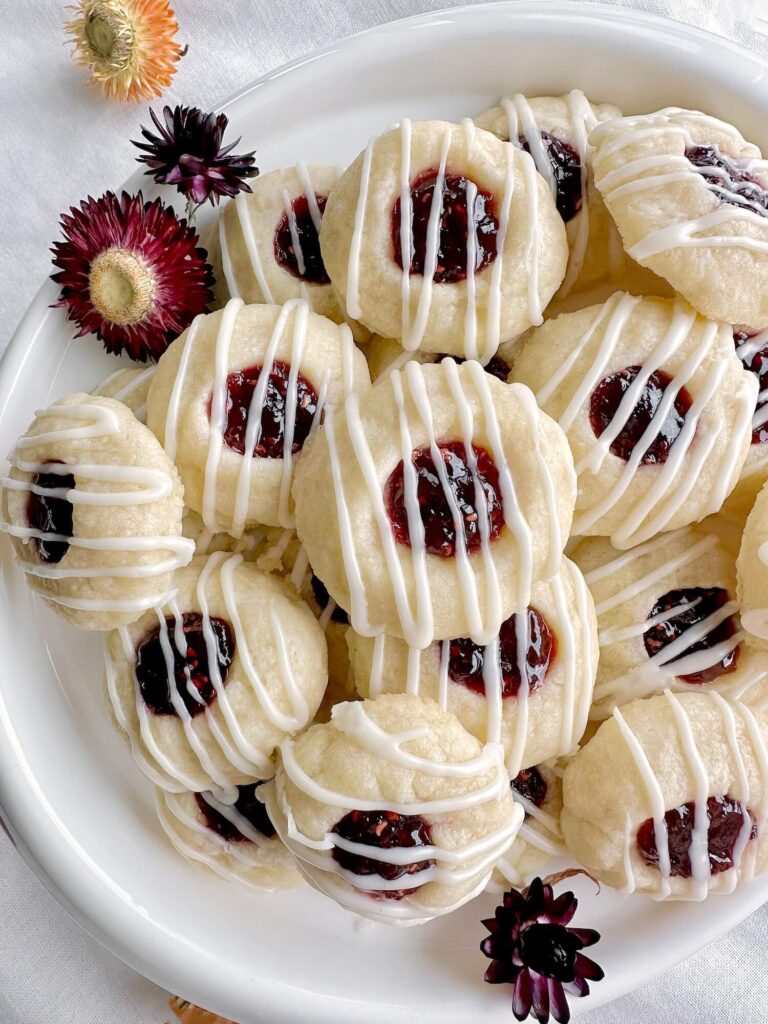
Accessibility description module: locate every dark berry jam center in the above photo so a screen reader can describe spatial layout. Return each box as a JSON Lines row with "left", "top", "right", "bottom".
{"left": 273, "top": 192, "right": 330, "bottom": 284}
{"left": 643, "top": 587, "right": 738, "bottom": 685}
{"left": 637, "top": 794, "right": 756, "bottom": 878}
{"left": 332, "top": 809, "right": 434, "bottom": 900}
{"left": 589, "top": 365, "right": 693, "bottom": 465}
{"left": 195, "top": 783, "right": 275, "bottom": 844}
{"left": 135, "top": 612, "right": 234, "bottom": 717}
{"left": 511, "top": 766, "right": 548, "bottom": 809}
{"left": 435, "top": 353, "right": 511, "bottom": 382}
{"left": 310, "top": 573, "right": 349, "bottom": 625}
{"left": 686, "top": 145, "right": 768, "bottom": 218}
{"left": 520, "top": 131, "right": 582, "bottom": 223}
{"left": 384, "top": 441, "right": 504, "bottom": 558}
{"left": 392, "top": 170, "right": 499, "bottom": 284}
{"left": 735, "top": 329, "right": 768, "bottom": 445}
{"left": 27, "top": 463, "right": 75, "bottom": 564}
{"left": 447, "top": 607, "right": 555, "bottom": 698}
{"left": 217, "top": 360, "right": 319, "bottom": 459}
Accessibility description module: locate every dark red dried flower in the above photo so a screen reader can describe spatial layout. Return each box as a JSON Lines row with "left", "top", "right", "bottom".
{"left": 481, "top": 876, "right": 603, "bottom": 1023}
{"left": 133, "top": 104, "right": 258, "bottom": 207}
{"left": 51, "top": 190, "right": 214, "bottom": 362}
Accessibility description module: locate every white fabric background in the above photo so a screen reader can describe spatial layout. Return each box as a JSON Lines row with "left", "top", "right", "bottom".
{"left": 1, "top": 1, "right": 768, "bottom": 1021}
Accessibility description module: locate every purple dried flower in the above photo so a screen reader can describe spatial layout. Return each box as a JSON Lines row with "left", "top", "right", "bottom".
{"left": 133, "top": 104, "right": 258, "bottom": 207}
{"left": 481, "top": 875, "right": 603, "bottom": 1023}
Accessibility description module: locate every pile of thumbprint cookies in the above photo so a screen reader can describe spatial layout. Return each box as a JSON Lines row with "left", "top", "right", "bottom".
{"left": 4, "top": 94, "right": 768, "bottom": 924}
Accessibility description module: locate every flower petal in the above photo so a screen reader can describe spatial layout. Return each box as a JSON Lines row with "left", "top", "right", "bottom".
{"left": 512, "top": 968, "right": 533, "bottom": 1022}
{"left": 575, "top": 953, "right": 605, "bottom": 982}
{"left": 549, "top": 978, "right": 571, "bottom": 1024}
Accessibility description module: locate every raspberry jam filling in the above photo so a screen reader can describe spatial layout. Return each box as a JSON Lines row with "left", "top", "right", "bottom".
{"left": 435, "top": 353, "right": 511, "bottom": 382}
{"left": 511, "top": 766, "right": 548, "bottom": 809}
{"left": 392, "top": 170, "right": 499, "bottom": 284}
{"left": 734, "top": 329, "right": 768, "bottom": 445}
{"left": 589, "top": 366, "right": 693, "bottom": 464}
{"left": 27, "top": 463, "right": 75, "bottom": 564}
{"left": 637, "top": 795, "right": 756, "bottom": 877}
{"left": 135, "top": 612, "right": 234, "bottom": 717}
{"left": 447, "top": 608, "right": 555, "bottom": 698}
{"left": 273, "top": 193, "right": 330, "bottom": 284}
{"left": 519, "top": 131, "right": 583, "bottom": 223}
{"left": 310, "top": 573, "right": 349, "bottom": 625}
{"left": 332, "top": 809, "right": 434, "bottom": 900}
{"left": 195, "top": 783, "right": 275, "bottom": 844}
{"left": 384, "top": 441, "right": 504, "bottom": 558}
{"left": 216, "top": 360, "right": 319, "bottom": 459}
{"left": 643, "top": 587, "right": 738, "bottom": 685}
{"left": 686, "top": 145, "right": 768, "bottom": 218}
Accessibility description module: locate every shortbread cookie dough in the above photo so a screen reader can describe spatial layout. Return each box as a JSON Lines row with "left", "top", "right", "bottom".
{"left": 320, "top": 119, "right": 568, "bottom": 359}
{"left": 261, "top": 694, "right": 522, "bottom": 924}
{"left": 511, "top": 293, "right": 756, "bottom": 547}
{"left": 561, "top": 691, "right": 768, "bottom": 898}
{"left": 1, "top": 393, "right": 191, "bottom": 629}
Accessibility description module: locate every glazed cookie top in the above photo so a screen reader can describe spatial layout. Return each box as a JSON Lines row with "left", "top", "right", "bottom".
{"left": 156, "top": 782, "right": 300, "bottom": 892}
{"left": 293, "top": 359, "right": 576, "bottom": 647}
{"left": 475, "top": 90, "right": 621, "bottom": 296}
{"left": 363, "top": 334, "right": 512, "bottom": 385}
{"left": 562, "top": 691, "right": 768, "bottom": 898}
{"left": 737, "top": 476, "right": 768, "bottom": 646}
{"left": 0, "top": 393, "right": 191, "bottom": 629}
{"left": 215, "top": 163, "right": 343, "bottom": 322}
{"left": 591, "top": 108, "right": 768, "bottom": 328}
{"left": 106, "top": 551, "right": 328, "bottom": 792}
{"left": 92, "top": 366, "right": 157, "bottom": 423}
{"left": 319, "top": 118, "right": 568, "bottom": 359}
{"left": 571, "top": 527, "right": 768, "bottom": 718}
{"left": 262, "top": 694, "right": 521, "bottom": 924}
{"left": 511, "top": 293, "right": 757, "bottom": 547}
{"left": 346, "top": 557, "right": 597, "bottom": 775}
{"left": 492, "top": 761, "right": 565, "bottom": 889}
{"left": 147, "top": 298, "right": 370, "bottom": 533}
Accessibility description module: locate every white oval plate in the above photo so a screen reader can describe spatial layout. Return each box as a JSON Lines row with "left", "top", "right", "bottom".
{"left": 1, "top": 3, "right": 768, "bottom": 1022}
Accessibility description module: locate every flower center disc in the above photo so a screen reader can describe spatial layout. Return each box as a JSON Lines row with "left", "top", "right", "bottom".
{"left": 89, "top": 247, "right": 155, "bottom": 326}
{"left": 84, "top": 4, "right": 134, "bottom": 66}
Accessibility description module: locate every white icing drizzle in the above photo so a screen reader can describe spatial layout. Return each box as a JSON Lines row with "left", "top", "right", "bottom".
{"left": 584, "top": 529, "right": 764, "bottom": 715}
{"left": 493, "top": 768, "right": 565, "bottom": 888}
{"left": 0, "top": 401, "right": 193, "bottom": 611}
{"left": 614, "top": 690, "right": 768, "bottom": 898}
{"left": 361, "top": 559, "right": 593, "bottom": 776}
{"left": 351, "top": 119, "right": 537, "bottom": 361}
{"left": 163, "top": 298, "right": 351, "bottom": 536}
{"left": 232, "top": 193, "right": 274, "bottom": 302}
{"left": 325, "top": 359, "right": 553, "bottom": 648}
{"left": 502, "top": 90, "right": 599, "bottom": 298}
{"left": 94, "top": 366, "right": 156, "bottom": 423}
{"left": 155, "top": 789, "right": 294, "bottom": 892}
{"left": 105, "top": 551, "right": 315, "bottom": 791}
{"left": 735, "top": 328, "right": 768, "bottom": 448}
{"left": 263, "top": 700, "right": 521, "bottom": 924}
{"left": 536, "top": 294, "right": 756, "bottom": 547}
{"left": 591, "top": 107, "right": 768, "bottom": 260}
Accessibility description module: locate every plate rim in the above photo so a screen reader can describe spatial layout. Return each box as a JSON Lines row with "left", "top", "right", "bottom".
{"left": 1, "top": 3, "right": 768, "bottom": 1022}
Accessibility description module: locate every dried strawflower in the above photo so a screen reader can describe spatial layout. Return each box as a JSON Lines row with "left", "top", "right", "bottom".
{"left": 65, "top": 0, "right": 183, "bottom": 102}
{"left": 51, "top": 191, "right": 214, "bottom": 362}
{"left": 481, "top": 873, "right": 604, "bottom": 1023}
{"left": 133, "top": 105, "right": 258, "bottom": 211}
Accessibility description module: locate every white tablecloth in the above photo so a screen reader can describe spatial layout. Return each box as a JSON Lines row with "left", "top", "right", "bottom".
{"left": 1, "top": 1, "right": 768, "bottom": 1021}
